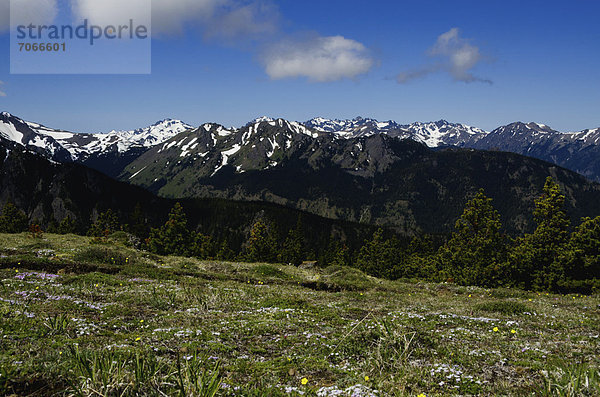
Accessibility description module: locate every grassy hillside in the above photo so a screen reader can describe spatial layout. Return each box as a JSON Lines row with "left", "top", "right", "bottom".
{"left": 0, "top": 233, "right": 599, "bottom": 396}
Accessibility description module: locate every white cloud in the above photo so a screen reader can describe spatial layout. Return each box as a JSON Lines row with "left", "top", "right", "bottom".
{"left": 0, "top": 81, "right": 6, "bottom": 97}
{"left": 0, "top": 0, "right": 58, "bottom": 31}
{"left": 70, "top": 0, "right": 277, "bottom": 38}
{"left": 262, "top": 34, "right": 374, "bottom": 82}
{"left": 397, "top": 28, "right": 491, "bottom": 84}
{"left": 71, "top": 0, "right": 150, "bottom": 26}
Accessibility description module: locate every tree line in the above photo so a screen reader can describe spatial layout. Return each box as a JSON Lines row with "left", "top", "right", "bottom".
{"left": 1, "top": 176, "right": 599, "bottom": 293}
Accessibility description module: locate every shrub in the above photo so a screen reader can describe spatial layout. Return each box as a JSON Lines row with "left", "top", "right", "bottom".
{"left": 29, "top": 224, "right": 43, "bottom": 239}
{"left": 74, "top": 246, "right": 135, "bottom": 266}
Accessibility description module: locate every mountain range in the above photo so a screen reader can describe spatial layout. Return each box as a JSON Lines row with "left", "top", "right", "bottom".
{"left": 2, "top": 111, "right": 600, "bottom": 235}
{"left": 2, "top": 112, "right": 600, "bottom": 180}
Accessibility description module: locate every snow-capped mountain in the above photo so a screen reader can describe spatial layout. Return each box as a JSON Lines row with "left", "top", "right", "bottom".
{"left": 303, "top": 117, "right": 600, "bottom": 181}
{"left": 0, "top": 112, "right": 192, "bottom": 162}
{"left": 470, "top": 122, "right": 600, "bottom": 181}
{"left": 303, "top": 117, "right": 488, "bottom": 147}
{"left": 3, "top": 111, "right": 600, "bottom": 182}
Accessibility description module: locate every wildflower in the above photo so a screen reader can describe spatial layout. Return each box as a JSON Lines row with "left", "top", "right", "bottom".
{"left": 59, "top": 351, "right": 62, "bottom": 355}
{"left": 301, "top": 377, "right": 308, "bottom": 385}
{"left": 15, "top": 269, "right": 18, "bottom": 273}
{"left": 511, "top": 329, "right": 516, "bottom": 334}
{"left": 417, "top": 394, "right": 427, "bottom": 397}
{"left": 493, "top": 327, "right": 499, "bottom": 332}
{"left": 360, "top": 293, "right": 363, "bottom": 296}
{"left": 140, "top": 319, "right": 144, "bottom": 323}
{"left": 135, "top": 337, "right": 141, "bottom": 341}
{"left": 364, "top": 375, "right": 370, "bottom": 381}
{"left": 528, "top": 298, "right": 532, "bottom": 302}
{"left": 468, "top": 294, "right": 472, "bottom": 297}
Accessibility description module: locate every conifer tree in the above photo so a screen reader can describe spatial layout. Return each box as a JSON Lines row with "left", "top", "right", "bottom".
{"left": 58, "top": 216, "right": 77, "bottom": 234}
{"left": 244, "top": 220, "right": 278, "bottom": 263}
{"left": 437, "top": 189, "right": 508, "bottom": 287}
{"left": 510, "top": 177, "right": 570, "bottom": 290}
{"left": 356, "top": 228, "right": 403, "bottom": 279}
{"left": 278, "top": 217, "right": 304, "bottom": 265}
{"left": 331, "top": 243, "right": 351, "bottom": 267}
{"left": 189, "top": 232, "right": 215, "bottom": 259}
{"left": 128, "top": 203, "right": 149, "bottom": 238}
{"left": 557, "top": 216, "right": 600, "bottom": 291}
{"left": 0, "top": 202, "right": 28, "bottom": 233}
{"left": 147, "top": 203, "right": 191, "bottom": 256}
{"left": 88, "top": 209, "right": 120, "bottom": 237}
{"left": 216, "top": 239, "right": 236, "bottom": 261}
{"left": 403, "top": 235, "right": 436, "bottom": 279}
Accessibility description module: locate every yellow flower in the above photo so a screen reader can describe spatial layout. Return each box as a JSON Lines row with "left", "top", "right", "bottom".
{"left": 301, "top": 377, "right": 308, "bottom": 385}
{"left": 135, "top": 337, "right": 141, "bottom": 341}
{"left": 417, "top": 394, "right": 427, "bottom": 397}
{"left": 511, "top": 329, "right": 516, "bottom": 334}
{"left": 364, "top": 375, "right": 370, "bottom": 381}
{"left": 140, "top": 319, "right": 144, "bottom": 323}
{"left": 493, "top": 327, "right": 499, "bottom": 332}
{"left": 528, "top": 298, "right": 532, "bottom": 302}
{"left": 58, "top": 351, "right": 62, "bottom": 355}
{"left": 468, "top": 294, "right": 472, "bottom": 297}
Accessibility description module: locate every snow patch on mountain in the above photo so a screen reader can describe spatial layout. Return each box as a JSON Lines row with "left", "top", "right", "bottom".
{"left": 0, "top": 119, "right": 24, "bottom": 143}
{"left": 0, "top": 113, "right": 192, "bottom": 160}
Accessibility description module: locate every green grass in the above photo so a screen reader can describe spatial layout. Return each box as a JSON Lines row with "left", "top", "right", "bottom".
{"left": 0, "top": 232, "right": 599, "bottom": 396}
{"left": 474, "top": 300, "right": 530, "bottom": 315}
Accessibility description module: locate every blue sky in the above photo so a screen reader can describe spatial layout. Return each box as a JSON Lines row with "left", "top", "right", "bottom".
{"left": 0, "top": 0, "right": 599, "bottom": 133}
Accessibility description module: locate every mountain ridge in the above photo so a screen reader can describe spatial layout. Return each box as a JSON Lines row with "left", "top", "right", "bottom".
{"left": 2, "top": 111, "right": 600, "bottom": 182}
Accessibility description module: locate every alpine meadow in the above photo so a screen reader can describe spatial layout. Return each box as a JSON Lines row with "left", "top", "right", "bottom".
{"left": 1, "top": 1, "right": 600, "bottom": 396}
